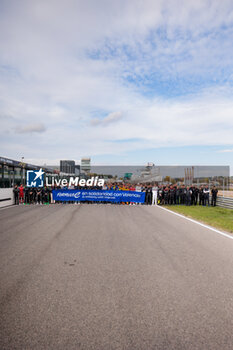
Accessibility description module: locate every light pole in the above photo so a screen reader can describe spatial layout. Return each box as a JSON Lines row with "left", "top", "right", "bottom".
{"left": 21, "top": 157, "right": 25, "bottom": 185}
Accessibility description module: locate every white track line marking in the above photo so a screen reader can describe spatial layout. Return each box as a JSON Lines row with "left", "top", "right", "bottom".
{"left": 157, "top": 206, "right": 233, "bottom": 241}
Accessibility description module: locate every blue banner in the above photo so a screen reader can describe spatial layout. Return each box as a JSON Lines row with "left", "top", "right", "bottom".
{"left": 52, "top": 189, "right": 145, "bottom": 203}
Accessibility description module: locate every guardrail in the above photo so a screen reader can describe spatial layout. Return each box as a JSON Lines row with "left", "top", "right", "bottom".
{"left": 216, "top": 196, "right": 233, "bottom": 209}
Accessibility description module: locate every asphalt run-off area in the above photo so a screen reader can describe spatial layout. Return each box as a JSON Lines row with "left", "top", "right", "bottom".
{"left": 0, "top": 204, "right": 233, "bottom": 350}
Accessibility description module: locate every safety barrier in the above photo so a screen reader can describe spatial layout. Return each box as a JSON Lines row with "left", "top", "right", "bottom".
{"left": 216, "top": 196, "right": 233, "bottom": 209}
{"left": 0, "top": 188, "right": 14, "bottom": 208}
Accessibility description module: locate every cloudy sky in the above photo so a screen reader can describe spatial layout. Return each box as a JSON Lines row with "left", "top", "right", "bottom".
{"left": 0, "top": 0, "right": 233, "bottom": 172}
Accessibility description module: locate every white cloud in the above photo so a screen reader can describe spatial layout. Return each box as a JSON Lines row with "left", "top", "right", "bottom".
{"left": 91, "top": 111, "right": 123, "bottom": 126}
{"left": 218, "top": 149, "right": 233, "bottom": 153}
{"left": 0, "top": 0, "right": 233, "bottom": 165}
{"left": 15, "top": 123, "right": 46, "bottom": 134}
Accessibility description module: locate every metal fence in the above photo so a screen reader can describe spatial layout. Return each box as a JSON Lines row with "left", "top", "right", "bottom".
{"left": 216, "top": 196, "right": 233, "bottom": 209}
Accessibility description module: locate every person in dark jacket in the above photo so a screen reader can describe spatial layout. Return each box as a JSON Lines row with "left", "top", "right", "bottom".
{"left": 182, "top": 186, "right": 187, "bottom": 204}
{"left": 194, "top": 186, "right": 199, "bottom": 205}
{"left": 191, "top": 185, "right": 196, "bottom": 205}
{"left": 199, "top": 187, "right": 204, "bottom": 205}
{"left": 183, "top": 186, "right": 187, "bottom": 205}
{"left": 13, "top": 185, "right": 19, "bottom": 205}
{"left": 157, "top": 187, "right": 163, "bottom": 205}
{"left": 37, "top": 188, "right": 42, "bottom": 204}
{"left": 186, "top": 186, "right": 192, "bottom": 206}
{"left": 211, "top": 186, "right": 218, "bottom": 206}
{"left": 24, "top": 187, "right": 30, "bottom": 204}
{"left": 164, "top": 186, "right": 169, "bottom": 205}
{"left": 175, "top": 186, "right": 180, "bottom": 205}
{"left": 145, "top": 186, "right": 152, "bottom": 205}
{"left": 43, "top": 187, "right": 49, "bottom": 204}
{"left": 29, "top": 188, "right": 34, "bottom": 204}
{"left": 170, "top": 186, "right": 175, "bottom": 205}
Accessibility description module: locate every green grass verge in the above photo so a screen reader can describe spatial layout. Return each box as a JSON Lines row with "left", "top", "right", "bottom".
{"left": 164, "top": 205, "right": 233, "bottom": 233}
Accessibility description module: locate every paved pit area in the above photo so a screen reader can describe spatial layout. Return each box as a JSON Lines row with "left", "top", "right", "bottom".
{"left": 0, "top": 204, "right": 233, "bottom": 350}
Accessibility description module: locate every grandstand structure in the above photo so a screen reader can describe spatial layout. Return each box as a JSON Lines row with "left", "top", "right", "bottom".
{"left": 90, "top": 165, "right": 230, "bottom": 185}
{"left": 0, "top": 156, "right": 54, "bottom": 188}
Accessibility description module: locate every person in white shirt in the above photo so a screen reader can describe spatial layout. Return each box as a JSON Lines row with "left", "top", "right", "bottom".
{"left": 152, "top": 184, "right": 158, "bottom": 205}
{"left": 135, "top": 184, "right": 142, "bottom": 192}
{"left": 203, "top": 186, "right": 210, "bottom": 206}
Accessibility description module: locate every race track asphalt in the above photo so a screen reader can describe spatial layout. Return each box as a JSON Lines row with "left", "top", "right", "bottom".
{"left": 0, "top": 203, "right": 233, "bottom": 350}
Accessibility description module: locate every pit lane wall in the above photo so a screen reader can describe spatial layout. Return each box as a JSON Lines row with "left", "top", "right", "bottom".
{"left": 0, "top": 188, "right": 14, "bottom": 208}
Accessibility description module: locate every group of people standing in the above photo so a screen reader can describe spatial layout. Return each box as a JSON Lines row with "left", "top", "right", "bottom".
{"left": 13, "top": 185, "right": 52, "bottom": 205}
{"left": 156, "top": 185, "right": 218, "bottom": 206}
{"left": 13, "top": 183, "right": 218, "bottom": 207}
